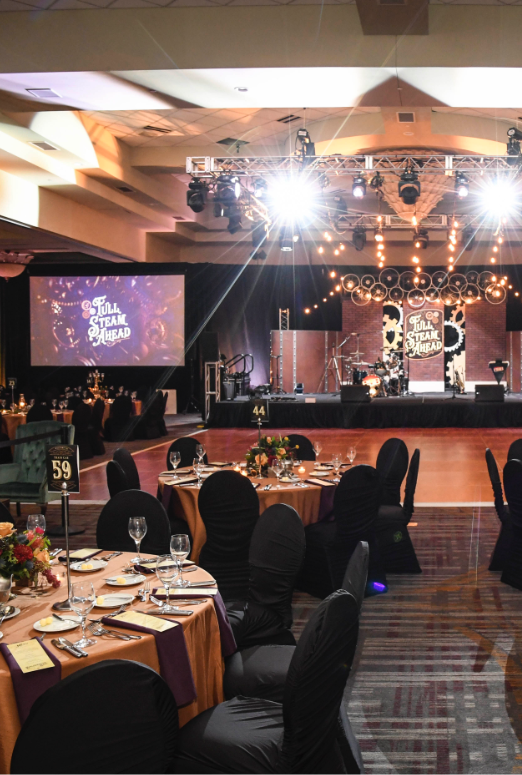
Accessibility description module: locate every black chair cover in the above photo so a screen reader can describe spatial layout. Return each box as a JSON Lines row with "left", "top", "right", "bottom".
{"left": 72, "top": 402, "right": 93, "bottom": 460}
{"left": 134, "top": 391, "right": 166, "bottom": 440}
{"left": 166, "top": 437, "right": 208, "bottom": 470}
{"left": 296, "top": 464, "right": 387, "bottom": 599}
{"left": 26, "top": 405, "right": 53, "bottom": 423}
{"left": 341, "top": 540, "right": 369, "bottom": 612}
{"left": 104, "top": 395, "right": 133, "bottom": 442}
{"left": 198, "top": 471, "right": 259, "bottom": 602}
{"left": 88, "top": 398, "right": 106, "bottom": 456}
{"left": 175, "top": 590, "right": 362, "bottom": 774}
{"left": 10, "top": 660, "right": 179, "bottom": 774}
{"left": 0, "top": 500, "right": 14, "bottom": 523}
{"left": 285, "top": 434, "right": 316, "bottom": 461}
{"left": 113, "top": 448, "right": 141, "bottom": 490}
{"left": 486, "top": 448, "right": 512, "bottom": 571}
{"left": 106, "top": 460, "right": 130, "bottom": 498}
{"left": 226, "top": 504, "right": 305, "bottom": 648}
{"left": 0, "top": 431, "right": 12, "bottom": 465}
{"left": 501, "top": 459, "right": 522, "bottom": 590}
{"left": 376, "top": 438, "right": 409, "bottom": 507}
{"left": 403, "top": 448, "right": 420, "bottom": 522}
{"left": 508, "top": 439, "right": 522, "bottom": 462}
{"left": 96, "top": 490, "right": 171, "bottom": 556}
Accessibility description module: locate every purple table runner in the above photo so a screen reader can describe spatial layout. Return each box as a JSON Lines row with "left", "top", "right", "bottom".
{"left": 0, "top": 639, "right": 61, "bottom": 724}
{"left": 305, "top": 479, "right": 337, "bottom": 522}
{"left": 102, "top": 614, "right": 196, "bottom": 707}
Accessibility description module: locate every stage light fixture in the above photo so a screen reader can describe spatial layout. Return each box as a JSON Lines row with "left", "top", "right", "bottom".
{"left": 352, "top": 227, "right": 366, "bottom": 252}
{"left": 481, "top": 178, "right": 520, "bottom": 218}
{"left": 462, "top": 226, "right": 476, "bottom": 250}
{"left": 507, "top": 127, "right": 522, "bottom": 165}
{"left": 455, "top": 173, "right": 469, "bottom": 198}
{"left": 352, "top": 176, "right": 366, "bottom": 199}
{"left": 251, "top": 221, "right": 268, "bottom": 256}
{"left": 413, "top": 229, "right": 429, "bottom": 249}
{"left": 398, "top": 169, "right": 421, "bottom": 205}
{"left": 226, "top": 206, "right": 242, "bottom": 234}
{"left": 370, "top": 173, "right": 384, "bottom": 191}
{"left": 268, "top": 175, "right": 318, "bottom": 226}
{"left": 279, "top": 226, "right": 293, "bottom": 251}
{"left": 296, "top": 128, "right": 316, "bottom": 159}
{"left": 216, "top": 174, "right": 241, "bottom": 205}
{"left": 186, "top": 179, "right": 208, "bottom": 213}
{"left": 254, "top": 178, "right": 267, "bottom": 199}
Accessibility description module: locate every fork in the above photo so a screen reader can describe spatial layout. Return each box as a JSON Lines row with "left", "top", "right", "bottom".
{"left": 88, "top": 622, "right": 141, "bottom": 640}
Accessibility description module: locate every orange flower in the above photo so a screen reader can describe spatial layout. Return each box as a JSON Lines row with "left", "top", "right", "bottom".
{"left": 0, "top": 522, "right": 15, "bottom": 538}
{"left": 34, "top": 549, "right": 50, "bottom": 564}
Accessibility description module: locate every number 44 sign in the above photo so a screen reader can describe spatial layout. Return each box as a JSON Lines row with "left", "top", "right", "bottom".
{"left": 251, "top": 399, "right": 269, "bottom": 424}
{"left": 46, "top": 444, "right": 80, "bottom": 493}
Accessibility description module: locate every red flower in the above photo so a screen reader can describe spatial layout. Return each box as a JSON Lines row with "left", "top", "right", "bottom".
{"left": 35, "top": 527, "right": 44, "bottom": 536}
{"left": 13, "top": 545, "right": 33, "bottom": 563}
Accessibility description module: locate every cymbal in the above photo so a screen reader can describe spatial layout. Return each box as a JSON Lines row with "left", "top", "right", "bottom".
{"left": 353, "top": 362, "right": 372, "bottom": 367}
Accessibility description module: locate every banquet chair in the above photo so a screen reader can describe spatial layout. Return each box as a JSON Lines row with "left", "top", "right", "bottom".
{"left": 226, "top": 503, "right": 305, "bottom": 648}
{"left": 134, "top": 391, "right": 166, "bottom": 440}
{"left": 10, "top": 660, "right": 179, "bottom": 774}
{"left": 72, "top": 401, "right": 93, "bottom": 460}
{"left": 0, "top": 421, "right": 74, "bottom": 515}
{"left": 508, "top": 439, "right": 522, "bottom": 462}
{"left": 0, "top": 500, "right": 14, "bottom": 523}
{"left": 0, "top": 431, "right": 12, "bottom": 465}
{"left": 113, "top": 447, "right": 141, "bottom": 490}
{"left": 96, "top": 489, "right": 171, "bottom": 555}
{"left": 223, "top": 541, "right": 369, "bottom": 706}
{"left": 285, "top": 434, "right": 316, "bottom": 461}
{"left": 88, "top": 397, "right": 106, "bottom": 456}
{"left": 106, "top": 460, "right": 130, "bottom": 498}
{"left": 166, "top": 437, "right": 208, "bottom": 470}
{"left": 104, "top": 394, "right": 133, "bottom": 442}
{"left": 486, "top": 448, "right": 512, "bottom": 571}
{"left": 26, "top": 404, "right": 52, "bottom": 423}
{"left": 198, "top": 470, "right": 259, "bottom": 602}
{"left": 501, "top": 459, "right": 522, "bottom": 590}
{"left": 295, "top": 464, "right": 387, "bottom": 599}
{"left": 374, "top": 449, "right": 422, "bottom": 574}
{"left": 174, "top": 590, "right": 362, "bottom": 775}
{"left": 376, "top": 437, "right": 409, "bottom": 507}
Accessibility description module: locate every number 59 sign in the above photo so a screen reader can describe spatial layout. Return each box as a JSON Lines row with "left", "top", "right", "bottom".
{"left": 46, "top": 444, "right": 80, "bottom": 493}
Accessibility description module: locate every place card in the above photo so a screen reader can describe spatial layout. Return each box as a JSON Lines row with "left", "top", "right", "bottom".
{"left": 68, "top": 548, "right": 101, "bottom": 560}
{"left": 7, "top": 639, "right": 55, "bottom": 674}
{"left": 113, "top": 610, "right": 177, "bottom": 633}
{"left": 170, "top": 586, "right": 218, "bottom": 597}
{"left": 306, "top": 478, "right": 336, "bottom": 487}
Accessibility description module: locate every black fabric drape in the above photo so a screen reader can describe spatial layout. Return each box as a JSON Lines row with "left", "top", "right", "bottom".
{"left": 376, "top": 438, "right": 409, "bottom": 507}
{"left": 96, "top": 489, "right": 171, "bottom": 556}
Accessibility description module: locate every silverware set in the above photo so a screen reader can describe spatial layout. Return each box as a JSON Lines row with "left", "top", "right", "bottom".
{"left": 87, "top": 622, "right": 142, "bottom": 641}
{"left": 51, "top": 637, "right": 88, "bottom": 658}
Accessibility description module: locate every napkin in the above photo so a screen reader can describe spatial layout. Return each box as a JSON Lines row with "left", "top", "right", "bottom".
{"left": 103, "top": 613, "right": 196, "bottom": 707}
{"left": 208, "top": 462, "right": 232, "bottom": 467}
{"left": 59, "top": 548, "right": 101, "bottom": 563}
{"left": 0, "top": 639, "right": 61, "bottom": 724}
{"left": 305, "top": 478, "right": 336, "bottom": 487}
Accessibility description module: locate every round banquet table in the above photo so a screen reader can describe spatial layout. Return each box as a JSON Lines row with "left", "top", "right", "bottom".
{"left": 1, "top": 413, "right": 27, "bottom": 440}
{"left": 158, "top": 460, "right": 342, "bottom": 563}
{"left": 0, "top": 552, "right": 224, "bottom": 773}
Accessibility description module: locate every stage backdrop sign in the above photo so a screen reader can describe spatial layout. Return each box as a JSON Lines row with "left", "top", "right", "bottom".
{"left": 404, "top": 310, "right": 443, "bottom": 360}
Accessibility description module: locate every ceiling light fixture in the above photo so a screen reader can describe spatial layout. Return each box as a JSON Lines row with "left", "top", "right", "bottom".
{"left": 186, "top": 179, "right": 208, "bottom": 213}
{"left": 352, "top": 176, "right": 366, "bottom": 199}
{"left": 455, "top": 173, "right": 469, "bottom": 198}
{"left": 398, "top": 168, "right": 421, "bottom": 205}
{"left": 352, "top": 227, "right": 366, "bottom": 252}
{"left": 413, "top": 229, "right": 429, "bottom": 249}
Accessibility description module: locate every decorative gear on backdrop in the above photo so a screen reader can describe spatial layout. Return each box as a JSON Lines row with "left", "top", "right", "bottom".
{"left": 444, "top": 320, "right": 464, "bottom": 353}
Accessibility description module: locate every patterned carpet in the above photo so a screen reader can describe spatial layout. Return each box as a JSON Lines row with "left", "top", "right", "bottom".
{"left": 19, "top": 503, "right": 522, "bottom": 774}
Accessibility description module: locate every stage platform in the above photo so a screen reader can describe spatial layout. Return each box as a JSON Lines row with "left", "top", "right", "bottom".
{"left": 208, "top": 391, "right": 522, "bottom": 429}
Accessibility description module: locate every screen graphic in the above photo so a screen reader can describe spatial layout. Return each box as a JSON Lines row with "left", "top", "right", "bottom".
{"left": 30, "top": 275, "right": 185, "bottom": 367}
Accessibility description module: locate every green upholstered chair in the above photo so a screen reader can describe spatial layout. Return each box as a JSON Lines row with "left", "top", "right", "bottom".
{"left": 0, "top": 421, "right": 74, "bottom": 515}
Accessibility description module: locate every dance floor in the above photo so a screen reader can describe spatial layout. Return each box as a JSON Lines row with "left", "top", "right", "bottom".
{"left": 74, "top": 425, "right": 522, "bottom": 505}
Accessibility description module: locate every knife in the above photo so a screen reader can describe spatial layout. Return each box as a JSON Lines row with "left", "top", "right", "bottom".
{"left": 60, "top": 637, "right": 88, "bottom": 657}
{"left": 51, "top": 638, "right": 86, "bottom": 658}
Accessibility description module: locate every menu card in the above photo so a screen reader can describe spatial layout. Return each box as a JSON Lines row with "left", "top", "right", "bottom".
{"left": 306, "top": 478, "right": 336, "bottom": 487}
{"left": 69, "top": 548, "right": 101, "bottom": 560}
{"left": 6, "top": 640, "right": 55, "bottom": 674}
{"left": 113, "top": 610, "right": 177, "bottom": 633}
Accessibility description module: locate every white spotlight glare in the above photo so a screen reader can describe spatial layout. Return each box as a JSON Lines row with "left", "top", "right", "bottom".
{"left": 481, "top": 179, "right": 521, "bottom": 219}
{"left": 268, "top": 176, "right": 318, "bottom": 225}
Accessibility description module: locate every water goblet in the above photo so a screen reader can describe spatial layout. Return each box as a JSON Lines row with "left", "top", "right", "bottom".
{"left": 128, "top": 517, "right": 147, "bottom": 563}
{"left": 193, "top": 458, "right": 203, "bottom": 487}
{"left": 271, "top": 458, "right": 283, "bottom": 488}
{"left": 331, "top": 453, "right": 343, "bottom": 482}
{"left": 70, "top": 581, "right": 96, "bottom": 648}
{"left": 170, "top": 534, "right": 191, "bottom": 588}
{"left": 347, "top": 446, "right": 357, "bottom": 466}
{"left": 27, "top": 514, "right": 46, "bottom": 533}
{"left": 0, "top": 575, "right": 12, "bottom": 640}
{"left": 313, "top": 441, "right": 323, "bottom": 462}
{"left": 52, "top": 399, "right": 58, "bottom": 410}
{"left": 196, "top": 443, "right": 206, "bottom": 463}
{"left": 169, "top": 451, "right": 181, "bottom": 479}
{"left": 155, "top": 555, "right": 180, "bottom": 610}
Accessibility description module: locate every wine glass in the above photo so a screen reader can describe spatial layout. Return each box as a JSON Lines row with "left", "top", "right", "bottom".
{"left": 271, "top": 458, "right": 283, "bottom": 488}
{"left": 52, "top": 399, "right": 57, "bottom": 410}
{"left": 331, "top": 453, "right": 343, "bottom": 482}
{"left": 70, "top": 581, "right": 96, "bottom": 648}
{"left": 169, "top": 450, "right": 181, "bottom": 478}
{"left": 27, "top": 514, "right": 46, "bottom": 533}
{"left": 128, "top": 517, "right": 147, "bottom": 563}
{"left": 313, "top": 441, "right": 323, "bottom": 462}
{"left": 196, "top": 443, "right": 206, "bottom": 463}
{"left": 59, "top": 401, "right": 65, "bottom": 411}
{"left": 0, "top": 575, "right": 12, "bottom": 640}
{"left": 170, "top": 534, "right": 191, "bottom": 588}
{"left": 347, "top": 446, "right": 357, "bottom": 466}
{"left": 155, "top": 555, "right": 180, "bottom": 611}
{"left": 193, "top": 458, "right": 203, "bottom": 487}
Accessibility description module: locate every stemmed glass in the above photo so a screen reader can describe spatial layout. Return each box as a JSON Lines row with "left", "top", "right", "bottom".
{"left": 196, "top": 444, "right": 206, "bottom": 463}
{"left": 271, "top": 459, "right": 283, "bottom": 488}
{"left": 313, "top": 441, "right": 323, "bottom": 462}
{"left": 27, "top": 514, "right": 46, "bottom": 533}
{"left": 331, "top": 453, "right": 343, "bottom": 482}
{"left": 70, "top": 581, "right": 96, "bottom": 648}
{"left": 128, "top": 517, "right": 147, "bottom": 563}
{"left": 347, "top": 447, "right": 357, "bottom": 466}
{"left": 0, "top": 575, "right": 12, "bottom": 640}
{"left": 171, "top": 534, "right": 191, "bottom": 588}
{"left": 193, "top": 458, "right": 204, "bottom": 487}
{"left": 52, "top": 399, "right": 58, "bottom": 410}
{"left": 169, "top": 451, "right": 181, "bottom": 478}
{"left": 155, "top": 555, "right": 180, "bottom": 612}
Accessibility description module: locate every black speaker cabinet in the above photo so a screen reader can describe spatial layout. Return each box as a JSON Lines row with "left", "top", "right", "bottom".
{"left": 341, "top": 385, "right": 371, "bottom": 403}
{"left": 199, "top": 332, "right": 220, "bottom": 363}
{"left": 475, "top": 384, "right": 505, "bottom": 403}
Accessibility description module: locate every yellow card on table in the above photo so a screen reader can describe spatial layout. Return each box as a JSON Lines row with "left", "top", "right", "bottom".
{"left": 69, "top": 548, "right": 98, "bottom": 559}
{"left": 7, "top": 640, "right": 54, "bottom": 674}
{"left": 113, "top": 610, "right": 177, "bottom": 633}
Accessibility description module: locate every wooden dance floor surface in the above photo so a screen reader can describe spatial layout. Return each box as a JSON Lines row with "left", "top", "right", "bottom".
{"left": 73, "top": 426, "right": 522, "bottom": 505}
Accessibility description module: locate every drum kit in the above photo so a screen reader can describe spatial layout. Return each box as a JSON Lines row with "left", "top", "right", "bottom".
{"left": 352, "top": 350, "right": 405, "bottom": 397}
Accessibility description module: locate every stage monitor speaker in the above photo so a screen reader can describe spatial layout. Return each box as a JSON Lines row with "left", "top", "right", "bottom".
{"left": 199, "top": 332, "right": 219, "bottom": 363}
{"left": 341, "top": 385, "right": 371, "bottom": 403}
{"left": 475, "top": 384, "right": 504, "bottom": 403}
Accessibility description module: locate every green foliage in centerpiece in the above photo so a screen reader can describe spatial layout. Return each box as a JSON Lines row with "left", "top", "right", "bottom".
{"left": 245, "top": 435, "right": 298, "bottom": 475}
{"left": 0, "top": 523, "right": 60, "bottom": 587}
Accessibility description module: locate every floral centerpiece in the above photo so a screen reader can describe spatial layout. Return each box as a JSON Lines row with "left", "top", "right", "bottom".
{"left": 0, "top": 523, "right": 60, "bottom": 587}
{"left": 245, "top": 435, "right": 298, "bottom": 476}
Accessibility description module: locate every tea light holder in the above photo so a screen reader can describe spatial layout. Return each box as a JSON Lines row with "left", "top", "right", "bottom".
{"left": 298, "top": 466, "right": 306, "bottom": 475}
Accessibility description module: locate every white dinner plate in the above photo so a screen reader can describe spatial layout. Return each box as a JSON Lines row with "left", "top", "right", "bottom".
{"left": 94, "top": 593, "right": 135, "bottom": 608}
{"left": 34, "top": 614, "right": 82, "bottom": 633}
{"left": 311, "top": 471, "right": 331, "bottom": 478}
{"left": 105, "top": 574, "right": 146, "bottom": 586}
{"left": 70, "top": 559, "right": 108, "bottom": 573}
{"left": 314, "top": 465, "right": 333, "bottom": 471}
{"left": 1, "top": 606, "right": 20, "bottom": 621}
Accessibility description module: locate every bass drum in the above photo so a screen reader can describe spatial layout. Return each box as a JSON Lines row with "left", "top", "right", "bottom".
{"left": 362, "top": 374, "right": 381, "bottom": 394}
{"left": 352, "top": 369, "right": 368, "bottom": 385}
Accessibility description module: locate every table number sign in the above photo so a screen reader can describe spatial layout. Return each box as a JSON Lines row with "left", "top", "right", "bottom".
{"left": 6, "top": 640, "right": 55, "bottom": 674}
{"left": 46, "top": 444, "right": 80, "bottom": 493}
{"left": 250, "top": 399, "right": 269, "bottom": 424}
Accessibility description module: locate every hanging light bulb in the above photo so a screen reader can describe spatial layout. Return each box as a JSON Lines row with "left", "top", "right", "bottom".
{"left": 304, "top": 308, "right": 311, "bottom": 314}
{"left": 493, "top": 245, "right": 498, "bottom": 253}
{"left": 334, "top": 249, "right": 340, "bottom": 256}
{"left": 314, "top": 304, "right": 318, "bottom": 309}
{"left": 335, "top": 284, "right": 341, "bottom": 292}
{"left": 340, "top": 244, "right": 345, "bottom": 251}
{"left": 330, "top": 270, "right": 336, "bottom": 278}
{"left": 490, "top": 257, "right": 496, "bottom": 263}
{"left": 318, "top": 246, "right": 324, "bottom": 254}
{"left": 412, "top": 256, "right": 419, "bottom": 264}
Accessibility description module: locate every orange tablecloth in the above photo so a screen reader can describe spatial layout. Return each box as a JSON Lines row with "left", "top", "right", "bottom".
{"left": 158, "top": 461, "right": 337, "bottom": 563}
{"left": 1, "top": 413, "right": 27, "bottom": 440}
{"left": 0, "top": 552, "right": 224, "bottom": 773}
